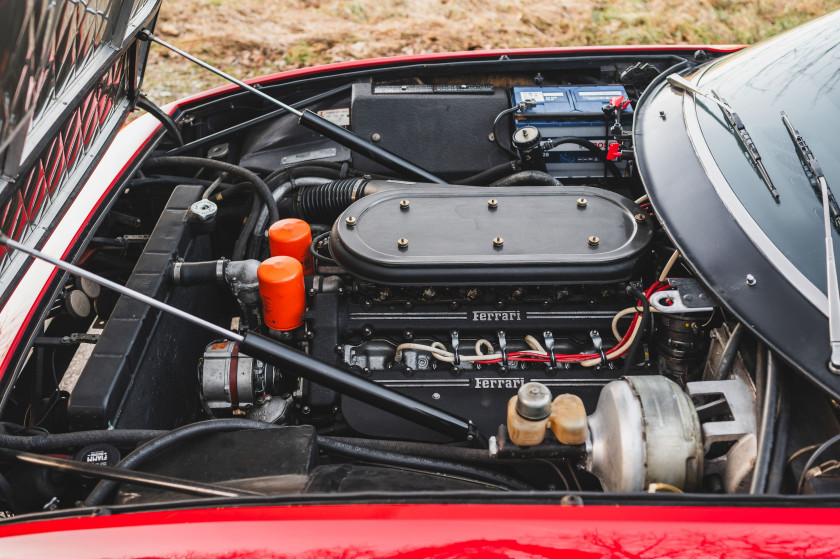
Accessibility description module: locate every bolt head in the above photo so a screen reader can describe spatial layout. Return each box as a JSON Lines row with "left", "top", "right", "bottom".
{"left": 345, "top": 216, "right": 357, "bottom": 226}
{"left": 399, "top": 199, "right": 410, "bottom": 210}
{"left": 493, "top": 236, "right": 504, "bottom": 247}
{"left": 488, "top": 198, "right": 499, "bottom": 208}
{"left": 746, "top": 274, "right": 757, "bottom": 286}
{"left": 635, "top": 213, "right": 646, "bottom": 222}
{"left": 588, "top": 235, "right": 600, "bottom": 247}
{"left": 371, "top": 133, "right": 381, "bottom": 142}
{"left": 577, "top": 198, "right": 588, "bottom": 208}
{"left": 397, "top": 237, "right": 409, "bottom": 249}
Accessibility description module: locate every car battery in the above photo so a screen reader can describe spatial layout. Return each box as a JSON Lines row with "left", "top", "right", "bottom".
{"left": 511, "top": 86, "right": 633, "bottom": 178}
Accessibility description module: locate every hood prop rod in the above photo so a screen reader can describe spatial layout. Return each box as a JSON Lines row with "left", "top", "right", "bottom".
{"left": 138, "top": 30, "right": 445, "bottom": 185}
{"left": 0, "top": 234, "right": 476, "bottom": 442}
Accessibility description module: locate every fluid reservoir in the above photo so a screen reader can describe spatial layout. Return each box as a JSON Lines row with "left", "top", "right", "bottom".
{"left": 268, "top": 218, "right": 314, "bottom": 274}
{"left": 507, "top": 382, "right": 552, "bottom": 446}
{"left": 258, "top": 256, "right": 305, "bottom": 332}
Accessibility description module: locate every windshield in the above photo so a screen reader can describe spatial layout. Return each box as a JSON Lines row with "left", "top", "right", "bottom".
{"left": 693, "top": 11, "right": 840, "bottom": 295}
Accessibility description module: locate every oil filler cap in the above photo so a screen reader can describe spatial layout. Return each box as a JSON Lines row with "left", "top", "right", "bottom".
{"left": 73, "top": 444, "right": 121, "bottom": 478}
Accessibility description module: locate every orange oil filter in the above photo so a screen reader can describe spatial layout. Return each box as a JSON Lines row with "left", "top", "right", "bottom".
{"left": 257, "top": 256, "right": 305, "bottom": 332}
{"left": 268, "top": 218, "right": 314, "bottom": 274}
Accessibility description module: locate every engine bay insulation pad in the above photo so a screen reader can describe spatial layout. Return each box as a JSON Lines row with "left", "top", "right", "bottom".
{"left": 330, "top": 186, "right": 652, "bottom": 285}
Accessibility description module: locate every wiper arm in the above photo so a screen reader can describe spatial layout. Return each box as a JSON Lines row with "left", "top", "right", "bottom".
{"left": 667, "top": 74, "right": 780, "bottom": 202}
{"left": 781, "top": 112, "right": 840, "bottom": 374}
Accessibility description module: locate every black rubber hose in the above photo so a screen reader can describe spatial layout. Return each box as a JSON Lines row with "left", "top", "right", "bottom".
{"left": 322, "top": 437, "right": 499, "bottom": 465}
{"left": 0, "top": 429, "right": 166, "bottom": 452}
{"left": 317, "top": 437, "right": 530, "bottom": 491}
{"left": 84, "top": 419, "right": 277, "bottom": 506}
{"left": 310, "top": 231, "right": 336, "bottom": 265}
{"left": 712, "top": 323, "right": 743, "bottom": 381}
{"left": 545, "top": 137, "right": 623, "bottom": 178}
{"left": 173, "top": 261, "right": 222, "bottom": 286}
{"left": 130, "top": 175, "right": 237, "bottom": 190}
{"left": 265, "top": 164, "right": 343, "bottom": 185}
{"left": 296, "top": 178, "right": 371, "bottom": 223}
{"left": 489, "top": 171, "right": 560, "bottom": 187}
{"left": 751, "top": 349, "right": 779, "bottom": 494}
{"left": 766, "top": 370, "right": 790, "bottom": 494}
{"left": 622, "top": 287, "right": 650, "bottom": 374}
{"left": 232, "top": 195, "right": 261, "bottom": 261}
{"left": 454, "top": 161, "right": 520, "bottom": 186}
{"left": 146, "top": 156, "right": 279, "bottom": 224}
{"left": 136, "top": 96, "right": 184, "bottom": 146}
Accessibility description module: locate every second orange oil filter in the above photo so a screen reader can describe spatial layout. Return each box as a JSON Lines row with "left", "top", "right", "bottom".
{"left": 257, "top": 256, "right": 305, "bottom": 332}
{"left": 268, "top": 218, "right": 314, "bottom": 274}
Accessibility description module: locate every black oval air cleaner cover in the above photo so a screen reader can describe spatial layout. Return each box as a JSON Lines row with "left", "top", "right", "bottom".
{"left": 330, "top": 186, "right": 652, "bottom": 285}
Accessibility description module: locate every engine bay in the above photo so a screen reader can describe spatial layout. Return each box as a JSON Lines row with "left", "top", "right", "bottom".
{"left": 2, "top": 50, "right": 836, "bottom": 514}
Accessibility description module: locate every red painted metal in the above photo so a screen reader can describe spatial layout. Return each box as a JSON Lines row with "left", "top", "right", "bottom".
{"left": 0, "top": 503, "right": 837, "bottom": 558}
{"left": 173, "top": 44, "right": 743, "bottom": 105}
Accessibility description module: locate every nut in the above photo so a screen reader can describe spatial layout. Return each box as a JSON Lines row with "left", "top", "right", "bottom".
{"left": 577, "top": 198, "right": 588, "bottom": 208}
{"left": 635, "top": 213, "right": 646, "bottom": 222}
{"left": 399, "top": 199, "right": 410, "bottom": 210}
{"left": 345, "top": 216, "right": 357, "bottom": 227}
{"left": 493, "top": 236, "right": 504, "bottom": 247}
{"left": 488, "top": 198, "right": 499, "bottom": 208}
{"left": 588, "top": 236, "right": 600, "bottom": 247}
{"left": 398, "top": 237, "right": 409, "bottom": 249}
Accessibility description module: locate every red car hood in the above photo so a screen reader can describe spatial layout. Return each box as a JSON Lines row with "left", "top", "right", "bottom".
{"left": 1, "top": 504, "right": 838, "bottom": 558}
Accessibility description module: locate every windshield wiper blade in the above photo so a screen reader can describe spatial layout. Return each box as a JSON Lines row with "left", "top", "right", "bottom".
{"left": 781, "top": 112, "right": 840, "bottom": 374}
{"left": 666, "top": 74, "right": 780, "bottom": 202}
{"left": 781, "top": 112, "right": 840, "bottom": 233}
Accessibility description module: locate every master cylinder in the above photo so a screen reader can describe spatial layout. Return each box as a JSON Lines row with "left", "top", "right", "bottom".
{"left": 506, "top": 376, "right": 704, "bottom": 492}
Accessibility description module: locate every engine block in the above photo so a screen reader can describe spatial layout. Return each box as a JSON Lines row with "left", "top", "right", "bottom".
{"left": 305, "top": 283, "right": 636, "bottom": 440}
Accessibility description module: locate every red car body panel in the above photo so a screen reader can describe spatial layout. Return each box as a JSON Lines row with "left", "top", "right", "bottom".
{"left": 1, "top": 504, "right": 839, "bottom": 558}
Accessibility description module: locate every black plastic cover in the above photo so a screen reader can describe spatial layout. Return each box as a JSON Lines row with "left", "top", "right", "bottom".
{"left": 349, "top": 83, "right": 511, "bottom": 178}
{"left": 330, "top": 186, "right": 652, "bottom": 285}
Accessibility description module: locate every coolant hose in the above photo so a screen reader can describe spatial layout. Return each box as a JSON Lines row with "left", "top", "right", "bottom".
{"left": 84, "top": 419, "right": 278, "bottom": 506}
{"left": 454, "top": 161, "right": 520, "bottom": 185}
{"left": 146, "top": 156, "right": 279, "bottom": 224}
{"left": 712, "top": 323, "right": 743, "bottom": 381}
{"left": 252, "top": 177, "right": 334, "bottom": 242}
{"left": 751, "top": 349, "right": 779, "bottom": 494}
{"left": 490, "top": 171, "right": 560, "bottom": 187}
{"left": 0, "top": 428, "right": 166, "bottom": 452}
{"left": 321, "top": 436, "right": 497, "bottom": 464}
{"left": 317, "top": 437, "right": 531, "bottom": 491}
{"left": 172, "top": 260, "right": 222, "bottom": 286}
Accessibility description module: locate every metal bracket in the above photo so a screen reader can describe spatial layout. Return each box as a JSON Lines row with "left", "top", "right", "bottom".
{"left": 686, "top": 378, "right": 756, "bottom": 452}
{"left": 650, "top": 278, "right": 715, "bottom": 314}
{"left": 450, "top": 330, "right": 460, "bottom": 367}
{"left": 590, "top": 330, "right": 606, "bottom": 365}
{"left": 543, "top": 330, "right": 557, "bottom": 370}
{"left": 497, "top": 331, "right": 509, "bottom": 371}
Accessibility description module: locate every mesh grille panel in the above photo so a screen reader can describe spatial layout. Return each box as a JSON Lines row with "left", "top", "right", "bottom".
{"left": 0, "top": 52, "right": 129, "bottom": 268}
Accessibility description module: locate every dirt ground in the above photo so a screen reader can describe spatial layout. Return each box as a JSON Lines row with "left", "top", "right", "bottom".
{"left": 141, "top": 0, "right": 840, "bottom": 106}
